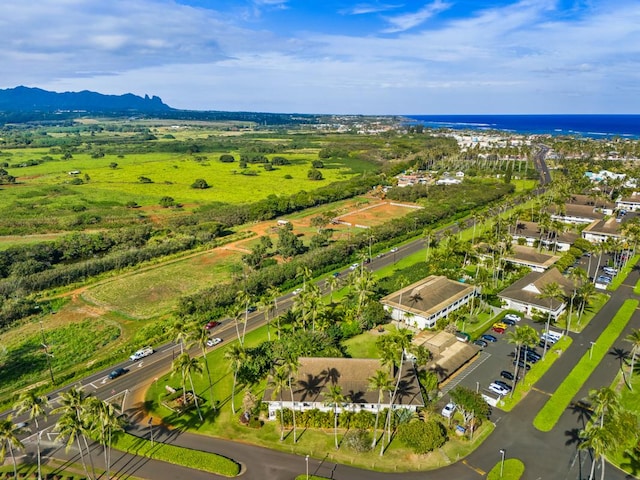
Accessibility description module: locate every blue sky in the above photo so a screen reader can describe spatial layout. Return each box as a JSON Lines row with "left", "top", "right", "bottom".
{"left": 1, "top": 0, "right": 638, "bottom": 114}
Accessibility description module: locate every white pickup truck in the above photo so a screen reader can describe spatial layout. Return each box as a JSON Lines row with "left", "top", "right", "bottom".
{"left": 130, "top": 346, "right": 154, "bottom": 361}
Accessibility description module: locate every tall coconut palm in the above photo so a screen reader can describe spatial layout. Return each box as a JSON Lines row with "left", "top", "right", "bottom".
{"left": 171, "top": 317, "right": 193, "bottom": 355}
{"left": 193, "top": 324, "right": 216, "bottom": 408}
{"left": 236, "top": 290, "right": 253, "bottom": 345}
{"left": 86, "top": 397, "right": 124, "bottom": 480}
{"left": 625, "top": 329, "right": 640, "bottom": 388}
{"left": 506, "top": 326, "right": 532, "bottom": 391}
{"left": 577, "top": 281, "right": 597, "bottom": 325}
{"left": 224, "top": 344, "right": 246, "bottom": 415}
{"left": 567, "top": 267, "right": 588, "bottom": 333}
{"left": 52, "top": 386, "right": 95, "bottom": 480}
{"left": 268, "top": 366, "right": 290, "bottom": 441}
{"left": 537, "top": 282, "right": 565, "bottom": 358}
{"left": 284, "top": 357, "right": 300, "bottom": 443}
{"left": 14, "top": 391, "right": 49, "bottom": 480}
{"left": 172, "top": 353, "right": 203, "bottom": 421}
{"left": 0, "top": 417, "right": 24, "bottom": 479}
{"left": 326, "top": 275, "right": 341, "bottom": 305}
{"left": 258, "top": 294, "right": 275, "bottom": 341}
{"left": 368, "top": 369, "right": 392, "bottom": 448}
{"left": 54, "top": 411, "right": 93, "bottom": 480}
{"left": 579, "top": 422, "right": 614, "bottom": 480}
{"left": 378, "top": 328, "right": 412, "bottom": 456}
{"left": 323, "top": 384, "right": 345, "bottom": 450}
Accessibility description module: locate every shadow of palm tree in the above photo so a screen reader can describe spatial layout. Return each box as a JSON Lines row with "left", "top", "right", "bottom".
{"left": 321, "top": 367, "right": 341, "bottom": 385}
{"left": 296, "top": 374, "right": 323, "bottom": 401}
{"left": 610, "top": 347, "right": 629, "bottom": 369}
{"left": 564, "top": 427, "right": 582, "bottom": 447}
{"left": 569, "top": 401, "right": 594, "bottom": 429}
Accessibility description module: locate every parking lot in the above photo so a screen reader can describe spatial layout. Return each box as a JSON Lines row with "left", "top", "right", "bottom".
{"left": 438, "top": 313, "right": 562, "bottom": 415}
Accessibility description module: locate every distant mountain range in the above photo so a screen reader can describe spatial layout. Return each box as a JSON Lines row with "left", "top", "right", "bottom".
{"left": 0, "top": 86, "right": 172, "bottom": 113}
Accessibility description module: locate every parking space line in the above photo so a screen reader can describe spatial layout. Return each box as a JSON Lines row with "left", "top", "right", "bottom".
{"left": 440, "top": 351, "right": 492, "bottom": 395}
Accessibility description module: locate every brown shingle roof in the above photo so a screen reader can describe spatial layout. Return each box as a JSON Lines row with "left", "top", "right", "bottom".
{"left": 263, "top": 357, "right": 424, "bottom": 407}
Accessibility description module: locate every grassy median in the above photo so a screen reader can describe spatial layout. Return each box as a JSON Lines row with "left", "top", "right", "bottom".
{"left": 533, "top": 299, "right": 638, "bottom": 432}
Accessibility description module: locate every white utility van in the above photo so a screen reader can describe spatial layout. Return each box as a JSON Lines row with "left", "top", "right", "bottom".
{"left": 130, "top": 346, "right": 154, "bottom": 361}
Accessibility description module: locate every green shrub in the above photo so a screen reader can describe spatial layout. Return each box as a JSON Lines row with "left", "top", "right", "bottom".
{"left": 397, "top": 419, "right": 447, "bottom": 454}
{"left": 342, "top": 429, "right": 372, "bottom": 452}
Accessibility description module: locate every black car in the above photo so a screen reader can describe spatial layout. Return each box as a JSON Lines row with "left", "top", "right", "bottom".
{"left": 502, "top": 318, "right": 517, "bottom": 326}
{"left": 247, "top": 305, "right": 257, "bottom": 313}
{"left": 481, "top": 334, "right": 498, "bottom": 343}
{"left": 513, "top": 359, "right": 531, "bottom": 370}
{"left": 108, "top": 367, "right": 128, "bottom": 380}
{"left": 500, "top": 370, "right": 515, "bottom": 381}
{"left": 473, "top": 339, "right": 488, "bottom": 348}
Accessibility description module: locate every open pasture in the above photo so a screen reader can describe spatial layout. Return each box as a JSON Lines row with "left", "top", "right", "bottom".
{"left": 333, "top": 200, "right": 420, "bottom": 229}
{"left": 82, "top": 247, "right": 244, "bottom": 319}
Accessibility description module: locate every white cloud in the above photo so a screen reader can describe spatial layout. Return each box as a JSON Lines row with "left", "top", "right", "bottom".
{"left": 382, "top": 0, "right": 452, "bottom": 32}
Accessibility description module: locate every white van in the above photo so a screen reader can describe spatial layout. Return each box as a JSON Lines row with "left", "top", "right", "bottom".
{"left": 130, "top": 346, "right": 154, "bottom": 361}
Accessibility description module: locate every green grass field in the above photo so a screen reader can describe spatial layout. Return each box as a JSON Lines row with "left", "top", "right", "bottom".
{"left": 83, "top": 247, "right": 244, "bottom": 319}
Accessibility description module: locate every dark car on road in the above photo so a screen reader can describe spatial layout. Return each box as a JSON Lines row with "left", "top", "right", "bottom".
{"left": 108, "top": 367, "right": 128, "bottom": 380}
{"left": 481, "top": 334, "right": 498, "bottom": 343}
{"left": 473, "top": 339, "right": 488, "bottom": 348}
{"left": 205, "top": 321, "right": 221, "bottom": 330}
{"left": 513, "top": 359, "right": 531, "bottom": 370}
{"left": 503, "top": 318, "right": 517, "bottom": 326}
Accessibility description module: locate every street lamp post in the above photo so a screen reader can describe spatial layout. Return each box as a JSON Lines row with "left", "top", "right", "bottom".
{"left": 305, "top": 454, "right": 309, "bottom": 480}
{"left": 148, "top": 417, "right": 154, "bottom": 446}
{"left": 589, "top": 341, "right": 596, "bottom": 360}
{"left": 476, "top": 381, "right": 480, "bottom": 393}
{"left": 499, "top": 449, "right": 506, "bottom": 478}
{"left": 40, "top": 320, "right": 55, "bottom": 385}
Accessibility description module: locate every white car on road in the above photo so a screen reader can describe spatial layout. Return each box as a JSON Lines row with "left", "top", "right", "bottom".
{"left": 504, "top": 313, "right": 521, "bottom": 322}
{"left": 206, "top": 337, "right": 223, "bottom": 347}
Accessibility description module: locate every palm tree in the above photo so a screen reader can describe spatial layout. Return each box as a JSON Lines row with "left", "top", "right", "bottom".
{"left": 268, "top": 366, "right": 290, "bottom": 441}
{"left": 506, "top": 326, "right": 533, "bottom": 391}
{"left": 52, "top": 386, "right": 95, "bottom": 480}
{"left": 567, "top": 267, "right": 588, "bottom": 333}
{"left": 14, "top": 391, "right": 49, "bottom": 480}
{"left": 625, "top": 329, "right": 640, "bottom": 388}
{"left": 538, "top": 282, "right": 565, "bottom": 358}
{"left": 225, "top": 344, "right": 246, "bottom": 415}
{"left": 0, "top": 417, "right": 24, "bottom": 479}
{"left": 54, "top": 410, "right": 92, "bottom": 480}
{"left": 577, "top": 281, "right": 597, "bottom": 325}
{"left": 378, "top": 328, "right": 412, "bottom": 456}
{"left": 236, "top": 290, "right": 253, "bottom": 345}
{"left": 323, "top": 384, "right": 346, "bottom": 450}
{"left": 579, "top": 422, "right": 613, "bottom": 480}
{"left": 86, "top": 397, "right": 124, "bottom": 480}
{"left": 368, "top": 369, "right": 392, "bottom": 448}
{"left": 326, "top": 275, "right": 341, "bottom": 305}
{"left": 258, "top": 294, "right": 275, "bottom": 341}
{"left": 172, "top": 353, "right": 204, "bottom": 421}
{"left": 284, "top": 357, "right": 300, "bottom": 443}
{"left": 171, "top": 317, "right": 193, "bottom": 355}
{"left": 193, "top": 324, "right": 216, "bottom": 408}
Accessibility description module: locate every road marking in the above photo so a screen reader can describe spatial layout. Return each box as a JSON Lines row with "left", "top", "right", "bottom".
{"left": 138, "top": 361, "right": 144, "bottom": 368}
{"left": 101, "top": 377, "right": 108, "bottom": 384}
{"left": 531, "top": 386, "right": 552, "bottom": 396}
{"left": 89, "top": 382, "right": 97, "bottom": 389}
{"left": 462, "top": 459, "right": 486, "bottom": 476}
{"left": 440, "top": 351, "right": 492, "bottom": 395}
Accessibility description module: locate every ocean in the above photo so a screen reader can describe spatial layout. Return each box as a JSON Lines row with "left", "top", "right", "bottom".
{"left": 403, "top": 114, "right": 640, "bottom": 139}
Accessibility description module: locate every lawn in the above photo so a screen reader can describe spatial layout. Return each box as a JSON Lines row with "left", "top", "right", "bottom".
{"left": 145, "top": 323, "right": 495, "bottom": 473}
{"left": 486, "top": 458, "right": 525, "bottom": 480}
{"left": 343, "top": 324, "right": 394, "bottom": 358}
{"left": 533, "top": 299, "right": 638, "bottom": 432}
